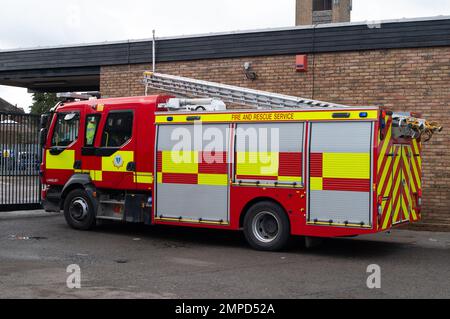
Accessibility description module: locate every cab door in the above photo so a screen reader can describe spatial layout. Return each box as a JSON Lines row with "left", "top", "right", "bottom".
{"left": 45, "top": 110, "right": 82, "bottom": 186}
{"left": 94, "top": 109, "right": 136, "bottom": 190}
{"left": 80, "top": 113, "right": 102, "bottom": 184}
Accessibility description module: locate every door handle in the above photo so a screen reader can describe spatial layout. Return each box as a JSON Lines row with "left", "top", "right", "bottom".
{"left": 126, "top": 162, "right": 136, "bottom": 172}
{"left": 73, "top": 160, "right": 82, "bottom": 170}
{"left": 49, "top": 148, "right": 65, "bottom": 156}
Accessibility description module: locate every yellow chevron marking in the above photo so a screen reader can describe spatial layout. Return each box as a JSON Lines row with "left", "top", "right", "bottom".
{"left": 383, "top": 166, "right": 401, "bottom": 229}
{"left": 402, "top": 180, "right": 411, "bottom": 220}
{"left": 410, "top": 142, "right": 422, "bottom": 189}
{"left": 402, "top": 146, "right": 411, "bottom": 220}
{"left": 412, "top": 139, "right": 420, "bottom": 156}
{"left": 382, "top": 205, "right": 392, "bottom": 230}
{"left": 381, "top": 178, "right": 393, "bottom": 230}
{"left": 411, "top": 207, "right": 418, "bottom": 221}
{"left": 410, "top": 158, "right": 421, "bottom": 190}
{"left": 391, "top": 151, "right": 403, "bottom": 224}
{"left": 378, "top": 127, "right": 392, "bottom": 171}
{"left": 378, "top": 148, "right": 392, "bottom": 194}
{"left": 393, "top": 192, "right": 402, "bottom": 223}
{"left": 402, "top": 149, "right": 417, "bottom": 194}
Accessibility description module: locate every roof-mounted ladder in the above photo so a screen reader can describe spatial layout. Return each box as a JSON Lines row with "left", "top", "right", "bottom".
{"left": 143, "top": 72, "right": 350, "bottom": 110}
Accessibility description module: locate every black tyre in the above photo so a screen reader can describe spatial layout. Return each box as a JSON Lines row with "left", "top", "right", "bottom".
{"left": 63, "top": 189, "right": 96, "bottom": 230}
{"left": 243, "top": 201, "right": 290, "bottom": 251}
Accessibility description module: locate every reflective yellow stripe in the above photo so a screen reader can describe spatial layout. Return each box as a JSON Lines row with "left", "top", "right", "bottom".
{"left": 401, "top": 147, "right": 414, "bottom": 221}
{"left": 102, "top": 151, "right": 134, "bottom": 172}
{"left": 378, "top": 150, "right": 392, "bottom": 194}
{"left": 90, "top": 170, "right": 103, "bottom": 182}
{"left": 46, "top": 150, "right": 75, "bottom": 170}
{"left": 378, "top": 126, "right": 392, "bottom": 171}
{"left": 323, "top": 153, "right": 370, "bottom": 179}
{"left": 162, "top": 151, "right": 198, "bottom": 174}
{"left": 383, "top": 151, "right": 402, "bottom": 229}
{"left": 381, "top": 172, "right": 394, "bottom": 230}
{"left": 310, "top": 177, "right": 323, "bottom": 191}
{"left": 156, "top": 110, "right": 378, "bottom": 124}
{"left": 278, "top": 176, "right": 302, "bottom": 183}
{"left": 198, "top": 174, "right": 228, "bottom": 186}
{"left": 136, "top": 172, "right": 153, "bottom": 184}
{"left": 410, "top": 141, "right": 422, "bottom": 189}
{"left": 392, "top": 195, "right": 402, "bottom": 223}
{"left": 412, "top": 139, "right": 420, "bottom": 156}
{"left": 236, "top": 152, "right": 279, "bottom": 177}
{"left": 410, "top": 158, "right": 421, "bottom": 190}
{"left": 157, "top": 173, "right": 163, "bottom": 184}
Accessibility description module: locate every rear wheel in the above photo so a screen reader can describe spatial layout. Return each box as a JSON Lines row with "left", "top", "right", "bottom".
{"left": 243, "top": 201, "right": 290, "bottom": 251}
{"left": 64, "top": 189, "right": 96, "bottom": 230}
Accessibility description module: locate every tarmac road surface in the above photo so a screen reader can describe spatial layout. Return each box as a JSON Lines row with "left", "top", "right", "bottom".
{"left": 0, "top": 211, "right": 449, "bottom": 299}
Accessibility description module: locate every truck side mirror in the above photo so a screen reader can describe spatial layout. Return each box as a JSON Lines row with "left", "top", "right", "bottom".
{"left": 40, "top": 114, "right": 50, "bottom": 129}
{"left": 40, "top": 128, "right": 48, "bottom": 148}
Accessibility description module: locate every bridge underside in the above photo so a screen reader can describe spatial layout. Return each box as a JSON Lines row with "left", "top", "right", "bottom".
{"left": 0, "top": 66, "right": 100, "bottom": 93}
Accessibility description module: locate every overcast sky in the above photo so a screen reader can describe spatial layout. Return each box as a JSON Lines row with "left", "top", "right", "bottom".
{"left": 1, "top": 0, "right": 449, "bottom": 112}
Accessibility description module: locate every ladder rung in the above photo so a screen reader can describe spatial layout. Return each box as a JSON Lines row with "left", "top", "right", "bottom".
{"left": 144, "top": 72, "right": 350, "bottom": 110}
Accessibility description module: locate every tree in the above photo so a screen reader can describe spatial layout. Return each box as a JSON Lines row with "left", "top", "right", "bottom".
{"left": 30, "top": 93, "right": 58, "bottom": 115}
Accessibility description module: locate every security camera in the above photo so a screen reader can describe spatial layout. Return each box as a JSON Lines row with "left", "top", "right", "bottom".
{"left": 243, "top": 62, "right": 257, "bottom": 81}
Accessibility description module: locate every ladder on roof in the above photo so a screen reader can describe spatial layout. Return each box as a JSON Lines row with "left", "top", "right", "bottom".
{"left": 143, "top": 72, "right": 350, "bottom": 110}
{"left": 142, "top": 71, "right": 443, "bottom": 141}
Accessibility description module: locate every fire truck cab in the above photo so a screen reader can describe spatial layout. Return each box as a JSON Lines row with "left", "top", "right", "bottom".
{"left": 40, "top": 90, "right": 432, "bottom": 251}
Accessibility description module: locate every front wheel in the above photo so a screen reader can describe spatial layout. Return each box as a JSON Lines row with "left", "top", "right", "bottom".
{"left": 243, "top": 201, "right": 290, "bottom": 251}
{"left": 63, "top": 189, "right": 96, "bottom": 230}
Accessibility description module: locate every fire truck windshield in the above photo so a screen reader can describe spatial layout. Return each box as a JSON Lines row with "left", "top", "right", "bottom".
{"left": 51, "top": 112, "right": 80, "bottom": 147}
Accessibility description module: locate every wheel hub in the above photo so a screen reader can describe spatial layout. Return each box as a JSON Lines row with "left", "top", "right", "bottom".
{"left": 252, "top": 211, "right": 280, "bottom": 243}
{"left": 69, "top": 198, "right": 89, "bottom": 221}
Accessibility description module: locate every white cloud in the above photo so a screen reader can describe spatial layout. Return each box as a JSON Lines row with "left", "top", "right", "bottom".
{"left": 0, "top": 86, "right": 32, "bottom": 112}
{"left": 1, "top": 0, "right": 449, "bottom": 111}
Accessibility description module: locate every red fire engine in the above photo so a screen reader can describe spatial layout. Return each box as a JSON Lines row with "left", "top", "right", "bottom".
{"left": 40, "top": 73, "right": 442, "bottom": 251}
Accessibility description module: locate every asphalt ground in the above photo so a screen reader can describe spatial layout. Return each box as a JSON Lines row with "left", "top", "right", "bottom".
{"left": 0, "top": 211, "right": 449, "bottom": 299}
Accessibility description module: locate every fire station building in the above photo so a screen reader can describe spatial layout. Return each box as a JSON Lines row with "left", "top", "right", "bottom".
{"left": 0, "top": 16, "right": 449, "bottom": 229}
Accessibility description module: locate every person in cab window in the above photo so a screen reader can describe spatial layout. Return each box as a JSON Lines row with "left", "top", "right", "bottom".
{"left": 86, "top": 117, "right": 97, "bottom": 145}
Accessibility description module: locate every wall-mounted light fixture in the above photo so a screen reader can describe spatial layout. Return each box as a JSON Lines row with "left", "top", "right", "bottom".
{"left": 243, "top": 62, "right": 257, "bottom": 81}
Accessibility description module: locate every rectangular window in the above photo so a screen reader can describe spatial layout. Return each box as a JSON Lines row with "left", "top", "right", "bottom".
{"left": 235, "top": 123, "right": 304, "bottom": 187}
{"left": 51, "top": 112, "right": 80, "bottom": 147}
{"left": 101, "top": 111, "right": 133, "bottom": 148}
{"left": 313, "top": 0, "right": 332, "bottom": 11}
{"left": 85, "top": 114, "right": 101, "bottom": 146}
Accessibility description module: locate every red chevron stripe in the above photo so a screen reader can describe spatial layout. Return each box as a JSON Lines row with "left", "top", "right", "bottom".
{"left": 402, "top": 191, "right": 411, "bottom": 222}
{"left": 410, "top": 165, "right": 419, "bottom": 193}
{"left": 392, "top": 189, "right": 402, "bottom": 223}
{"left": 412, "top": 152, "right": 422, "bottom": 177}
{"left": 379, "top": 155, "right": 394, "bottom": 197}
{"left": 157, "top": 151, "right": 163, "bottom": 173}
{"left": 391, "top": 151, "right": 403, "bottom": 223}
{"left": 378, "top": 142, "right": 392, "bottom": 183}
{"left": 323, "top": 178, "right": 371, "bottom": 192}
{"left": 377, "top": 119, "right": 393, "bottom": 178}
{"left": 381, "top": 197, "right": 392, "bottom": 229}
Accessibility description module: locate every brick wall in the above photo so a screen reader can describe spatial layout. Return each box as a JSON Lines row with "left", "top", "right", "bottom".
{"left": 100, "top": 47, "right": 450, "bottom": 229}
